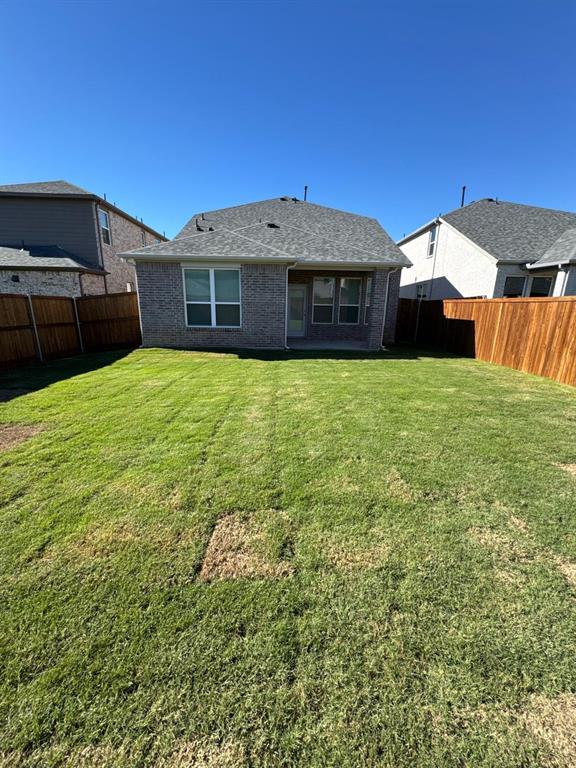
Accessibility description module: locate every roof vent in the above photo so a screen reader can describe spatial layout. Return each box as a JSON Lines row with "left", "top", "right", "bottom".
{"left": 279, "top": 196, "right": 291, "bottom": 201}
{"left": 266, "top": 222, "right": 280, "bottom": 228}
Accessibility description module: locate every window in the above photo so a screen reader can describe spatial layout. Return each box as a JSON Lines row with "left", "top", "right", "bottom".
{"left": 364, "top": 276, "right": 372, "bottom": 323}
{"left": 529, "top": 276, "right": 554, "bottom": 297}
{"left": 502, "top": 276, "right": 526, "bottom": 297}
{"left": 126, "top": 282, "right": 134, "bottom": 292}
{"left": 427, "top": 225, "right": 438, "bottom": 257}
{"left": 184, "top": 268, "right": 241, "bottom": 327}
{"left": 99, "top": 209, "right": 112, "bottom": 245}
{"left": 141, "top": 230, "right": 146, "bottom": 245}
{"left": 312, "top": 277, "right": 335, "bottom": 323}
{"left": 339, "top": 277, "right": 361, "bottom": 324}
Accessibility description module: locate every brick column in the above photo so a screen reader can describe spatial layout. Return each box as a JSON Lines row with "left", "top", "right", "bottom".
{"left": 383, "top": 269, "right": 401, "bottom": 344}
{"left": 365, "top": 268, "right": 401, "bottom": 349}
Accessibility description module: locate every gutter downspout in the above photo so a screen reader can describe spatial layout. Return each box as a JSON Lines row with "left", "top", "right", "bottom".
{"left": 380, "top": 267, "right": 400, "bottom": 350}
{"left": 284, "top": 262, "right": 298, "bottom": 349}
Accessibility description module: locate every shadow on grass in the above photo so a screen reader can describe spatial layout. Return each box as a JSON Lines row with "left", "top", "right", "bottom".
{"left": 194, "top": 344, "right": 459, "bottom": 362}
{"left": 0, "top": 345, "right": 460, "bottom": 403}
{"left": 0, "top": 349, "right": 133, "bottom": 402}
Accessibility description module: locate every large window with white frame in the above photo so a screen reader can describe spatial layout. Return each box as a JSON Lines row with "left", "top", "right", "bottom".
{"left": 338, "top": 277, "right": 361, "bottom": 324}
{"left": 427, "top": 224, "right": 438, "bottom": 257}
{"left": 184, "top": 267, "right": 241, "bottom": 327}
{"left": 312, "top": 277, "right": 335, "bottom": 323}
{"left": 364, "top": 276, "right": 372, "bottom": 324}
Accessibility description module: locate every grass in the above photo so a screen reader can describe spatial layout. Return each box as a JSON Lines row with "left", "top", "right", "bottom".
{"left": 0, "top": 347, "right": 575, "bottom": 767}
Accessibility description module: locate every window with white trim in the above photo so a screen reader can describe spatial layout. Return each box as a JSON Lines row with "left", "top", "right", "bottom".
{"left": 364, "top": 276, "right": 372, "bottom": 324}
{"left": 502, "top": 275, "right": 525, "bottom": 297}
{"left": 184, "top": 268, "right": 241, "bottom": 327}
{"left": 312, "top": 277, "right": 335, "bottom": 323}
{"left": 338, "top": 277, "right": 361, "bottom": 324}
{"left": 99, "top": 208, "right": 112, "bottom": 245}
{"left": 427, "top": 224, "right": 438, "bottom": 257}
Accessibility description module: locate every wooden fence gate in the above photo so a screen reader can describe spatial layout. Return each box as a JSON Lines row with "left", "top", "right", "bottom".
{"left": 0, "top": 292, "right": 141, "bottom": 368}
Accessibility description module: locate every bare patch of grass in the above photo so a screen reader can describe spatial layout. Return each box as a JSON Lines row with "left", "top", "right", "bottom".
{"left": 0, "top": 423, "right": 43, "bottom": 452}
{"left": 470, "top": 524, "right": 576, "bottom": 591}
{"left": 519, "top": 693, "right": 576, "bottom": 768}
{"left": 199, "top": 514, "right": 294, "bottom": 582}
{"left": 469, "top": 527, "right": 536, "bottom": 564}
{"left": 0, "top": 744, "right": 123, "bottom": 768}
{"left": 558, "top": 463, "right": 576, "bottom": 477}
{"left": 317, "top": 526, "right": 390, "bottom": 571}
{"left": 386, "top": 467, "right": 414, "bottom": 502}
{"left": 35, "top": 519, "right": 198, "bottom": 568}
{"left": 509, "top": 515, "right": 529, "bottom": 534}
{"left": 159, "top": 739, "right": 246, "bottom": 767}
{"left": 552, "top": 556, "right": 576, "bottom": 589}
{"left": 326, "top": 541, "right": 389, "bottom": 570}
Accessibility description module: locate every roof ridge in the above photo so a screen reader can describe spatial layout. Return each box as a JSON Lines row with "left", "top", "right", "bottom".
{"left": 122, "top": 225, "right": 293, "bottom": 260}
{"left": 445, "top": 198, "right": 576, "bottom": 219}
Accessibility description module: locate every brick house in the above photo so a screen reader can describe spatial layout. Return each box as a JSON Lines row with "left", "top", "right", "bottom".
{"left": 122, "top": 196, "right": 411, "bottom": 351}
{"left": 0, "top": 180, "right": 166, "bottom": 297}
{"left": 399, "top": 198, "right": 576, "bottom": 300}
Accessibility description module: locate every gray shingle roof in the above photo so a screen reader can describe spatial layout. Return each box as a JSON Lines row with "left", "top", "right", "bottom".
{"left": 0, "top": 180, "right": 92, "bottom": 196}
{"left": 531, "top": 228, "right": 576, "bottom": 268}
{"left": 441, "top": 199, "right": 576, "bottom": 264}
{"left": 0, "top": 245, "right": 105, "bottom": 273}
{"left": 123, "top": 197, "right": 410, "bottom": 267}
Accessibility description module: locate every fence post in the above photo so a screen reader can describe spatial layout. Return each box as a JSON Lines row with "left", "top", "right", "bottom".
{"left": 72, "top": 296, "right": 84, "bottom": 353}
{"left": 26, "top": 294, "right": 43, "bottom": 362}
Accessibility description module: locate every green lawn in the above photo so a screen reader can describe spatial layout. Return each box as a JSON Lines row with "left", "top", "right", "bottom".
{"left": 1, "top": 348, "right": 575, "bottom": 767}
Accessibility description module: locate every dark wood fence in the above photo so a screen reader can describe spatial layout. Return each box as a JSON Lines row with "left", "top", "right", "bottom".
{"left": 0, "top": 292, "right": 141, "bottom": 368}
{"left": 396, "top": 297, "right": 576, "bottom": 386}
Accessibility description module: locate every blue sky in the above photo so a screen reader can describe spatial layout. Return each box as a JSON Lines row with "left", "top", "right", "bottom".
{"left": 1, "top": 0, "right": 574, "bottom": 239}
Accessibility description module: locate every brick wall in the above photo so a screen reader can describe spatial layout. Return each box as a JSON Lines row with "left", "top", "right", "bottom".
{"left": 382, "top": 268, "right": 401, "bottom": 345}
{"left": 80, "top": 272, "right": 107, "bottom": 295}
{"left": 289, "top": 267, "right": 400, "bottom": 349}
{"left": 136, "top": 261, "right": 287, "bottom": 349}
{"left": 0, "top": 269, "right": 82, "bottom": 297}
{"left": 100, "top": 208, "right": 162, "bottom": 294}
{"left": 288, "top": 270, "right": 369, "bottom": 342}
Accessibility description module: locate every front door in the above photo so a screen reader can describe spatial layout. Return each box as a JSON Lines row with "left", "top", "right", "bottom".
{"left": 288, "top": 284, "right": 307, "bottom": 337}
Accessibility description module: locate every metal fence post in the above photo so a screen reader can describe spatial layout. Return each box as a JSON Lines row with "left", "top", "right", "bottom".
{"left": 26, "top": 294, "right": 43, "bottom": 362}
{"left": 72, "top": 296, "right": 84, "bottom": 354}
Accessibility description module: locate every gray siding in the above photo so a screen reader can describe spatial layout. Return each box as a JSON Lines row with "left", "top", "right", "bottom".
{"left": 0, "top": 198, "right": 100, "bottom": 268}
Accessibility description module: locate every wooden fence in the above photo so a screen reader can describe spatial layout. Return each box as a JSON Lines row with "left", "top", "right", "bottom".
{"left": 0, "top": 292, "right": 141, "bottom": 368}
{"left": 396, "top": 296, "right": 576, "bottom": 386}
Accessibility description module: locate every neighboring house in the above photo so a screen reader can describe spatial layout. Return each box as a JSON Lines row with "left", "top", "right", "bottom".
{"left": 0, "top": 180, "right": 166, "bottom": 297}
{"left": 398, "top": 198, "right": 576, "bottom": 300}
{"left": 121, "top": 196, "right": 411, "bottom": 350}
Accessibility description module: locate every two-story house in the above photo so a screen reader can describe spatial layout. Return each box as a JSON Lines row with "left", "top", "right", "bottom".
{"left": 398, "top": 198, "right": 576, "bottom": 300}
{"left": 0, "top": 180, "right": 166, "bottom": 296}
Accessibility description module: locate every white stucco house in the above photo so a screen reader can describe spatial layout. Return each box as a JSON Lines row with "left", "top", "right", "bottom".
{"left": 398, "top": 198, "right": 576, "bottom": 300}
